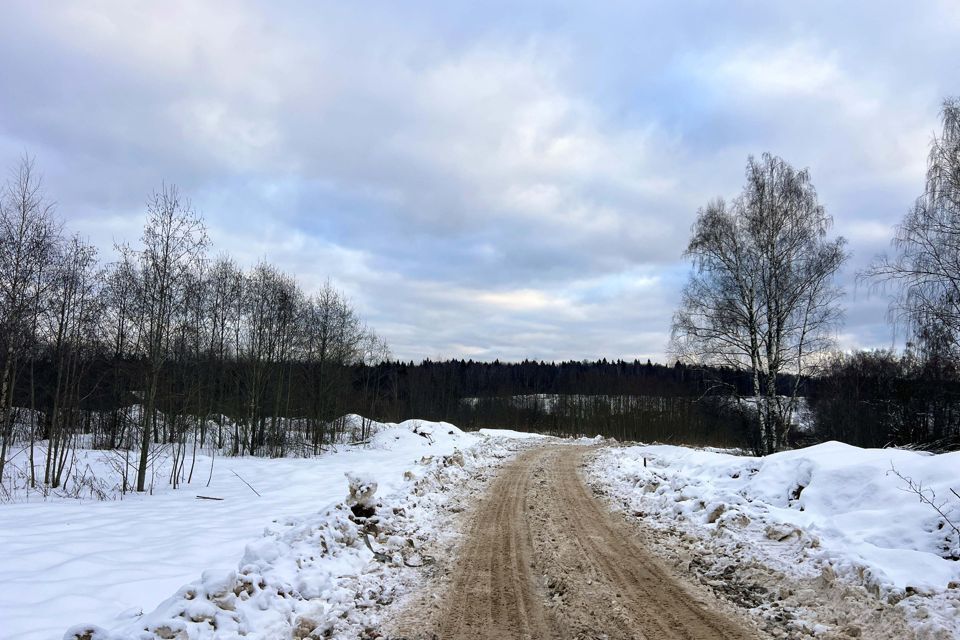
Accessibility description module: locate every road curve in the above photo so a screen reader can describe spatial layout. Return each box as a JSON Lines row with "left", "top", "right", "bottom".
{"left": 390, "top": 445, "right": 759, "bottom": 640}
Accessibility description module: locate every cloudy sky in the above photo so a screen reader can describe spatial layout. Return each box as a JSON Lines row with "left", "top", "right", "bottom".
{"left": 1, "top": 1, "right": 958, "bottom": 362}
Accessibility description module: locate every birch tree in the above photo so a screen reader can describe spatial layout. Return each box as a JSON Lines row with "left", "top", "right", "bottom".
{"left": 129, "top": 185, "right": 208, "bottom": 492}
{"left": 866, "top": 98, "right": 960, "bottom": 357}
{"left": 0, "top": 156, "right": 60, "bottom": 483}
{"left": 672, "top": 153, "right": 847, "bottom": 453}
{"left": 43, "top": 235, "right": 103, "bottom": 488}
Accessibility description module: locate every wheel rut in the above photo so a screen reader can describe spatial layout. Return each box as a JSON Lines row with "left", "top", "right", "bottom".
{"left": 389, "top": 445, "right": 760, "bottom": 640}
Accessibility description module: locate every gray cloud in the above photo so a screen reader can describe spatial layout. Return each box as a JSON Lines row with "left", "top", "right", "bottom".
{"left": 1, "top": 1, "right": 957, "bottom": 361}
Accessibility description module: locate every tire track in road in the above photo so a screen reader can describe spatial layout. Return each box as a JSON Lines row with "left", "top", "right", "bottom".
{"left": 536, "top": 446, "right": 754, "bottom": 639}
{"left": 434, "top": 449, "right": 556, "bottom": 639}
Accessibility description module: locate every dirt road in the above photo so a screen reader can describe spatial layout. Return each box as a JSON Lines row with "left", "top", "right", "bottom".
{"left": 389, "top": 445, "right": 759, "bottom": 639}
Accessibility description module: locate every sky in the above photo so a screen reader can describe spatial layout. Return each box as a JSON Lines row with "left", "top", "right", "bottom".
{"left": 1, "top": 1, "right": 958, "bottom": 362}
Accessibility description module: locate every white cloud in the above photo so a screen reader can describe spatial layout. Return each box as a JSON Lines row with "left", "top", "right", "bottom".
{"left": 715, "top": 42, "right": 846, "bottom": 97}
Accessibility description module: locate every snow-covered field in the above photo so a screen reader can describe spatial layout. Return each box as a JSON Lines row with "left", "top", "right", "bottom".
{"left": 8, "top": 418, "right": 959, "bottom": 640}
{"left": 590, "top": 441, "right": 960, "bottom": 638}
{"left": 0, "top": 418, "right": 533, "bottom": 640}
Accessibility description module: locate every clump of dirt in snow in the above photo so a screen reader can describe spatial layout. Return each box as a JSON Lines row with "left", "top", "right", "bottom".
{"left": 346, "top": 472, "right": 379, "bottom": 520}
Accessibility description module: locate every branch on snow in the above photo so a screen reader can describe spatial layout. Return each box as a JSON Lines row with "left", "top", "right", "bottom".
{"left": 888, "top": 463, "right": 960, "bottom": 540}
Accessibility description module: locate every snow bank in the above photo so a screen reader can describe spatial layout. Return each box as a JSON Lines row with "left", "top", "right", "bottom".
{"left": 476, "top": 428, "right": 604, "bottom": 442}
{"left": 0, "top": 418, "right": 511, "bottom": 640}
{"left": 591, "top": 442, "right": 960, "bottom": 637}
{"left": 477, "top": 428, "right": 554, "bottom": 439}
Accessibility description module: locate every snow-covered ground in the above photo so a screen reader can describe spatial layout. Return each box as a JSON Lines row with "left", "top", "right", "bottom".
{"left": 476, "top": 427, "right": 552, "bottom": 439}
{"left": 590, "top": 441, "right": 960, "bottom": 638}
{"left": 9, "top": 419, "right": 958, "bottom": 639}
{"left": 0, "top": 418, "right": 533, "bottom": 640}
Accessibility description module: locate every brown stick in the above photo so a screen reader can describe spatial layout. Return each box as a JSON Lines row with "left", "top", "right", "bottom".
{"left": 230, "top": 469, "right": 261, "bottom": 497}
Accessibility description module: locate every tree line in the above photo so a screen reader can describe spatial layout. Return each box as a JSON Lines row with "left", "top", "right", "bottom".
{"left": 365, "top": 358, "right": 773, "bottom": 447}
{"left": 0, "top": 160, "right": 387, "bottom": 494}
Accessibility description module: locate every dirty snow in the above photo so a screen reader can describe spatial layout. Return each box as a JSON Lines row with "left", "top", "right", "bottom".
{"left": 589, "top": 441, "right": 960, "bottom": 638}
{"left": 0, "top": 418, "right": 528, "bottom": 640}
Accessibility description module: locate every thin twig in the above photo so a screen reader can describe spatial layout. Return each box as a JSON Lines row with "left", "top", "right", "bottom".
{"left": 206, "top": 446, "right": 216, "bottom": 488}
{"left": 888, "top": 463, "right": 960, "bottom": 538}
{"left": 230, "top": 469, "right": 261, "bottom": 497}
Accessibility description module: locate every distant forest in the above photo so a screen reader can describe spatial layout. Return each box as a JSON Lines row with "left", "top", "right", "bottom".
{"left": 12, "top": 354, "right": 960, "bottom": 456}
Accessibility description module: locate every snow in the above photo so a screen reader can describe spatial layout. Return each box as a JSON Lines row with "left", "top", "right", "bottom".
{"left": 8, "top": 416, "right": 958, "bottom": 639}
{"left": 345, "top": 472, "right": 378, "bottom": 509}
{"left": 590, "top": 441, "right": 960, "bottom": 637}
{"left": 0, "top": 417, "right": 517, "bottom": 640}
{"left": 725, "top": 395, "right": 814, "bottom": 432}
{"left": 477, "top": 428, "right": 554, "bottom": 439}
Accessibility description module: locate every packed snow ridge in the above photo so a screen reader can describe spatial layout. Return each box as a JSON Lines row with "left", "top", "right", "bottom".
{"left": 590, "top": 441, "right": 960, "bottom": 638}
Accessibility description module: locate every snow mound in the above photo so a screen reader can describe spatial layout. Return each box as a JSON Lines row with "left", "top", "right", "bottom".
{"left": 477, "top": 428, "right": 554, "bottom": 440}
{"left": 368, "top": 419, "right": 467, "bottom": 449}
{"left": 1, "top": 417, "right": 490, "bottom": 640}
{"left": 345, "top": 472, "right": 378, "bottom": 511}
{"left": 591, "top": 441, "right": 960, "bottom": 637}
{"left": 54, "top": 419, "right": 540, "bottom": 640}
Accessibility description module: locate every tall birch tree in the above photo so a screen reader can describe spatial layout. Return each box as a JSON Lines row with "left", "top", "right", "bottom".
{"left": 672, "top": 153, "right": 847, "bottom": 453}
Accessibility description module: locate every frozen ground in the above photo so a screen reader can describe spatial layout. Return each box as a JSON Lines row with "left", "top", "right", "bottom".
{"left": 0, "top": 418, "right": 533, "bottom": 640}
{"left": 7, "top": 424, "right": 958, "bottom": 640}
{"left": 589, "top": 441, "right": 960, "bottom": 639}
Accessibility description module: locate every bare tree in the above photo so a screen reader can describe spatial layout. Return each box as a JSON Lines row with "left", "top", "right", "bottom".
{"left": 203, "top": 255, "right": 242, "bottom": 448}
{"left": 129, "top": 185, "right": 208, "bottom": 492}
{"left": 865, "top": 98, "right": 960, "bottom": 357}
{"left": 301, "top": 281, "right": 367, "bottom": 450}
{"left": 43, "top": 235, "right": 103, "bottom": 488}
{"left": 672, "top": 153, "right": 847, "bottom": 453}
{"left": 359, "top": 332, "right": 391, "bottom": 440}
{"left": 0, "top": 156, "right": 60, "bottom": 483}
{"left": 236, "top": 261, "right": 301, "bottom": 456}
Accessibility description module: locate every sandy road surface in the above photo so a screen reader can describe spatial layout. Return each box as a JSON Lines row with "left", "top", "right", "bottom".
{"left": 389, "top": 445, "right": 759, "bottom": 639}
